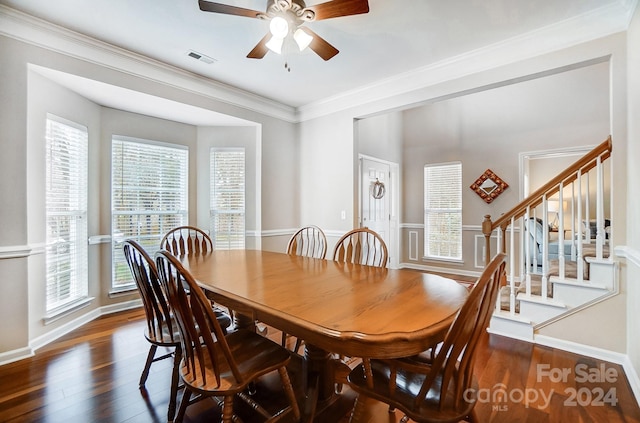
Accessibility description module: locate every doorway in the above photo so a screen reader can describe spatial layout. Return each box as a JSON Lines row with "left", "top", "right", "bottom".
{"left": 359, "top": 155, "right": 399, "bottom": 268}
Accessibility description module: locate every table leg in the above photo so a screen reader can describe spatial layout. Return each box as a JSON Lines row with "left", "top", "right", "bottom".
{"left": 299, "top": 343, "right": 335, "bottom": 421}
{"left": 233, "top": 312, "right": 256, "bottom": 332}
{"left": 304, "top": 344, "right": 334, "bottom": 402}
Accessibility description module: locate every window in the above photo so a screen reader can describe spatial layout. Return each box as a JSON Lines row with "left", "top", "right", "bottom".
{"left": 111, "top": 137, "right": 188, "bottom": 289}
{"left": 45, "top": 115, "right": 89, "bottom": 313}
{"left": 424, "top": 162, "right": 462, "bottom": 260}
{"left": 210, "top": 149, "right": 245, "bottom": 249}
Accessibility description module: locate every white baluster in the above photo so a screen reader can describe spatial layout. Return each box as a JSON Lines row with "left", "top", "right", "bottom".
{"left": 577, "top": 170, "right": 584, "bottom": 282}
{"left": 541, "top": 196, "right": 549, "bottom": 299}
{"left": 558, "top": 183, "right": 565, "bottom": 280}
{"left": 570, "top": 184, "right": 577, "bottom": 261}
{"left": 596, "top": 155, "right": 604, "bottom": 259}
{"left": 585, "top": 173, "right": 591, "bottom": 243}
{"left": 524, "top": 208, "right": 531, "bottom": 296}
{"left": 532, "top": 209, "right": 538, "bottom": 270}
{"left": 510, "top": 217, "right": 516, "bottom": 315}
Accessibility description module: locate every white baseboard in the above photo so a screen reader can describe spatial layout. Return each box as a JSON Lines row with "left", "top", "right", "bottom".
{"left": 0, "top": 299, "right": 142, "bottom": 367}
{"left": 622, "top": 355, "right": 640, "bottom": 406}
{"left": 0, "top": 346, "right": 34, "bottom": 367}
{"left": 535, "top": 334, "right": 628, "bottom": 365}
{"left": 534, "top": 334, "right": 640, "bottom": 404}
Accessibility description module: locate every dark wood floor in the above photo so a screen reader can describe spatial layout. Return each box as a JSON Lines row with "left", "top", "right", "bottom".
{"left": 1, "top": 306, "right": 639, "bottom": 422}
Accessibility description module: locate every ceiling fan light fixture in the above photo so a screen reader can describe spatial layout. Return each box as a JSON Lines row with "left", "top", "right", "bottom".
{"left": 269, "top": 16, "right": 289, "bottom": 38}
{"left": 265, "top": 35, "right": 284, "bottom": 54}
{"left": 293, "top": 28, "right": 313, "bottom": 51}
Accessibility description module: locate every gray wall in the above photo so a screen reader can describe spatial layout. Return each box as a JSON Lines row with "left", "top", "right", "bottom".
{"left": 400, "top": 60, "right": 611, "bottom": 273}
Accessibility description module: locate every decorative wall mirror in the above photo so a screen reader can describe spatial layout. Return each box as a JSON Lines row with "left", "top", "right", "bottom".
{"left": 470, "top": 169, "right": 508, "bottom": 203}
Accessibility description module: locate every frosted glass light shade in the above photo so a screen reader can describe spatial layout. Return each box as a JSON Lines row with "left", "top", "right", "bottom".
{"left": 269, "top": 16, "right": 289, "bottom": 38}
{"left": 266, "top": 36, "right": 284, "bottom": 54}
{"left": 294, "top": 28, "right": 313, "bottom": 51}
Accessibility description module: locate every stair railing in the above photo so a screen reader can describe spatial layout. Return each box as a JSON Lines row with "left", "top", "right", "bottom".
{"left": 482, "top": 136, "right": 612, "bottom": 316}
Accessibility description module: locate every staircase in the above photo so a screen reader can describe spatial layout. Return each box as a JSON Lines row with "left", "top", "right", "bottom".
{"left": 483, "top": 137, "right": 618, "bottom": 341}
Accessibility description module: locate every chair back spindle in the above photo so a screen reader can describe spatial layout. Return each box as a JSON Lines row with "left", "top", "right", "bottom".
{"left": 287, "top": 225, "right": 327, "bottom": 259}
{"left": 161, "top": 226, "right": 213, "bottom": 256}
{"left": 333, "top": 228, "right": 388, "bottom": 267}
{"left": 123, "top": 240, "right": 177, "bottom": 344}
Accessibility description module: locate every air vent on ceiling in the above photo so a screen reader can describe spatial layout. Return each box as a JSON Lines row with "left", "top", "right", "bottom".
{"left": 187, "top": 50, "right": 216, "bottom": 64}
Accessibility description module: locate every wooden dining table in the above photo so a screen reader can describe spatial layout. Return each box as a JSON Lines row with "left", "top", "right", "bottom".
{"left": 178, "top": 249, "right": 469, "bottom": 421}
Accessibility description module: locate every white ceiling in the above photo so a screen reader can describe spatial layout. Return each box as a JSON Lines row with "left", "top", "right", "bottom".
{"left": 1, "top": 0, "right": 636, "bottom": 118}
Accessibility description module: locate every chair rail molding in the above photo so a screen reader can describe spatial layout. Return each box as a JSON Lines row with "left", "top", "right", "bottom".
{"left": 615, "top": 245, "right": 640, "bottom": 268}
{"left": 0, "top": 243, "right": 45, "bottom": 259}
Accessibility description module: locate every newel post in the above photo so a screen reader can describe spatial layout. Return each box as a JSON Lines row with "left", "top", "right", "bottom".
{"left": 482, "top": 215, "right": 493, "bottom": 266}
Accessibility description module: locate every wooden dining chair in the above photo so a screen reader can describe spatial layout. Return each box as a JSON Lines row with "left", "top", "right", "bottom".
{"left": 155, "top": 250, "right": 301, "bottom": 423}
{"left": 123, "top": 240, "right": 182, "bottom": 423}
{"left": 347, "top": 253, "right": 507, "bottom": 423}
{"left": 281, "top": 225, "right": 327, "bottom": 353}
{"left": 331, "top": 227, "right": 389, "bottom": 392}
{"left": 332, "top": 227, "right": 388, "bottom": 267}
{"left": 160, "top": 225, "right": 213, "bottom": 256}
{"left": 161, "top": 225, "right": 233, "bottom": 333}
{"left": 287, "top": 225, "right": 327, "bottom": 259}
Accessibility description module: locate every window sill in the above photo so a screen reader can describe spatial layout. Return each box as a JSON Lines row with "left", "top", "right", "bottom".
{"left": 43, "top": 296, "right": 94, "bottom": 325}
{"left": 422, "top": 256, "right": 464, "bottom": 265}
{"left": 109, "top": 287, "right": 138, "bottom": 298}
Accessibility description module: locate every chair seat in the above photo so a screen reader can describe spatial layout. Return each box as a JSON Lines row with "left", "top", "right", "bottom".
{"left": 180, "top": 329, "right": 292, "bottom": 394}
{"left": 144, "top": 316, "right": 181, "bottom": 346}
{"left": 349, "top": 358, "right": 478, "bottom": 423}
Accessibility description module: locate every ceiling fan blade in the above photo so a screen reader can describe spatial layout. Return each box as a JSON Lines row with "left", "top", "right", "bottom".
{"left": 304, "top": 0, "right": 369, "bottom": 21}
{"left": 303, "top": 28, "right": 339, "bottom": 61}
{"left": 247, "top": 33, "right": 271, "bottom": 59}
{"left": 198, "top": 0, "right": 263, "bottom": 18}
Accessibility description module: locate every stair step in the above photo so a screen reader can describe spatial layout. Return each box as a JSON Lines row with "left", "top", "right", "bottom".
{"left": 489, "top": 311, "right": 533, "bottom": 341}
{"left": 551, "top": 278, "right": 610, "bottom": 306}
{"left": 517, "top": 294, "right": 568, "bottom": 323}
{"left": 517, "top": 293, "right": 565, "bottom": 307}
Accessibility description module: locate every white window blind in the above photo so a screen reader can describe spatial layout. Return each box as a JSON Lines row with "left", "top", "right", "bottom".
{"left": 424, "top": 162, "right": 462, "bottom": 260}
{"left": 112, "top": 137, "right": 188, "bottom": 289}
{"left": 210, "top": 149, "right": 245, "bottom": 249}
{"left": 45, "top": 115, "right": 89, "bottom": 312}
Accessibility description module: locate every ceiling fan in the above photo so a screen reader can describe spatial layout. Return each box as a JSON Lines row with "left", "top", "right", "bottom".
{"left": 198, "top": 0, "right": 370, "bottom": 61}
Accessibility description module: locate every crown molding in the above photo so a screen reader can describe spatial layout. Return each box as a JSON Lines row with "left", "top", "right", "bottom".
{"left": 297, "top": 1, "right": 635, "bottom": 122}
{"left": 0, "top": 5, "right": 297, "bottom": 123}
{"left": 1, "top": 2, "right": 636, "bottom": 124}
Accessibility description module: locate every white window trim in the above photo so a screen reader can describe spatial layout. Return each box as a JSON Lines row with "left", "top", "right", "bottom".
{"left": 210, "top": 147, "right": 246, "bottom": 250}
{"left": 424, "top": 161, "right": 463, "bottom": 261}
{"left": 45, "top": 114, "right": 89, "bottom": 316}
{"left": 111, "top": 135, "right": 189, "bottom": 290}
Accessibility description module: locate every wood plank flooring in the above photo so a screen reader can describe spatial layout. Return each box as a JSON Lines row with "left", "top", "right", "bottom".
{"left": 1, "top": 306, "right": 639, "bottom": 422}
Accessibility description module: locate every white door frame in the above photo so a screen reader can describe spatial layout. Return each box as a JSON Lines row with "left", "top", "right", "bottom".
{"left": 358, "top": 154, "right": 400, "bottom": 269}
